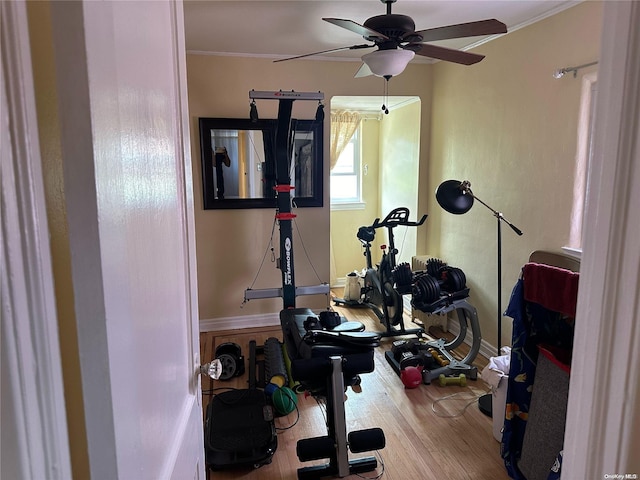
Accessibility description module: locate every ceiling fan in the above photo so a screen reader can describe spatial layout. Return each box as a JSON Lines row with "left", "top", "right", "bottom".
{"left": 275, "top": 0, "right": 507, "bottom": 78}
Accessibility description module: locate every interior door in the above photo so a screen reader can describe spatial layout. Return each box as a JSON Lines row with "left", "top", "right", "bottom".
{"left": 49, "top": 1, "right": 204, "bottom": 479}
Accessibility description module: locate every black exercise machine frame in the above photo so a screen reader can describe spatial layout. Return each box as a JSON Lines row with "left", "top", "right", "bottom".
{"left": 243, "top": 90, "right": 330, "bottom": 308}
{"left": 243, "top": 91, "right": 384, "bottom": 479}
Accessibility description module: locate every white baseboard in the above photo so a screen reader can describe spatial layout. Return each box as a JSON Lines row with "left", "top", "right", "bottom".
{"left": 200, "top": 312, "right": 280, "bottom": 332}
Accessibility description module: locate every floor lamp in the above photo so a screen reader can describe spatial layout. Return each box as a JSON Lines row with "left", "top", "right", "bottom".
{"left": 435, "top": 180, "right": 523, "bottom": 417}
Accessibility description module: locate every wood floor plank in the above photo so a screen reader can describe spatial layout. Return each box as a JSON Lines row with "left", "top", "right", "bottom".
{"left": 201, "top": 291, "right": 509, "bottom": 479}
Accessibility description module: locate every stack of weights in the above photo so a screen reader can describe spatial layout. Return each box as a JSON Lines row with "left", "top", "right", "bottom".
{"left": 392, "top": 262, "right": 413, "bottom": 294}
{"left": 412, "top": 258, "right": 467, "bottom": 305}
{"left": 263, "top": 337, "right": 297, "bottom": 416}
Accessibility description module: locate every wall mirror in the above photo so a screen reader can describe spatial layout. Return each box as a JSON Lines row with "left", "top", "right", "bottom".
{"left": 199, "top": 117, "right": 323, "bottom": 209}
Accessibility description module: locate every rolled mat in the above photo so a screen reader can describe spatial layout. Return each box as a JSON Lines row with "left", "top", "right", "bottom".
{"left": 281, "top": 342, "right": 303, "bottom": 393}
{"left": 264, "top": 337, "right": 288, "bottom": 387}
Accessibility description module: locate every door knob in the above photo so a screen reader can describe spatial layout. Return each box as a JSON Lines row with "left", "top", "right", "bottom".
{"left": 199, "top": 358, "right": 222, "bottom": 380}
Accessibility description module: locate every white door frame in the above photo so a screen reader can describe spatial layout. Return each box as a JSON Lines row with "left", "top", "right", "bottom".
{"left": 563, "top": 1, "right": 640, "bottom": 477}
{"left": 1, "top": 1, "right": 72, "bottom": 479}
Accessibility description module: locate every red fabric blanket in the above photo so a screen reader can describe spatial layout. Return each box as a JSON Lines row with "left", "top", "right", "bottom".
{"left": 522, "top": 262, "right": 580, "bottom": 318}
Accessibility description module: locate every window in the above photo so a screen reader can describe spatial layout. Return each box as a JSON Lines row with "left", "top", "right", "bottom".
{"left": 330, "top": 126, "right": 362, "bottom": 208}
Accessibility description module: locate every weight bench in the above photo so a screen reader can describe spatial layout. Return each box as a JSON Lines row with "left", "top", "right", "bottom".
{"left": 280, "top": 308, "right": 386, "bottom": 479}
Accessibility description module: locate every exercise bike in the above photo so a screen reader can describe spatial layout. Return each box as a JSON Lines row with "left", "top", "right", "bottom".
{"left": 335, "top": 207, "right": 427, "bottom": 338}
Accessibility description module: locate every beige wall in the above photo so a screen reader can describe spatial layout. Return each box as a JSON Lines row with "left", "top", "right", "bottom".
{"left": 426, "top": 1, "right": 602, "bottom": 348}
{"left": 379, "top": 100, "right": 422, "bottom": 266}
{"left": 186, "top": 55, "right": 433, "bottom": 319}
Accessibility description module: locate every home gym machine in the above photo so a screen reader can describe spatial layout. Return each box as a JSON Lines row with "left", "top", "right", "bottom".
{"left": 385, "top": 258, "right": 481, "bottom": 383}
{"left": 242, "top": 91, "right": 330, "bottom": 307}
{"left": 334, "top": 206, "right": 427, "bottom": 338}
{"left": 243, "top": 90, "right": 385, "bottom": 479}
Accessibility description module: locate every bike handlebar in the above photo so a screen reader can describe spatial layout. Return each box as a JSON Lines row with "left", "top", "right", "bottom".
{"left": 369, "top": 207, "right": 428, "bottom": 230}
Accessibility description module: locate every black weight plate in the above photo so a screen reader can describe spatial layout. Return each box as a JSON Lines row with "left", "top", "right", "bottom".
{"left": 455, "top": 268, "right": 467, "bottom": 289}
{"left": 383, "top": 282, "right": 402, "bottom": 326}
{"left": 217, "top": 353, "right": 237, "bottom": 380}
{"left": 426, "top": 274, "right": 441, "bottom": 303}
{"left": 412, "top": 277, "right": 425, "bottom": 302}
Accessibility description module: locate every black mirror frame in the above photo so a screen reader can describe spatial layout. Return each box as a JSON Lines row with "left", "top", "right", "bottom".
{"left": 199, "top": 117, "right": 323, "bottom": 209}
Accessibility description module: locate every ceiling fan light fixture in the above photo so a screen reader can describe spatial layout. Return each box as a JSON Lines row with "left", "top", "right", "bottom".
{"left": 361, "top": 49, "right": 415, "bottom": 77}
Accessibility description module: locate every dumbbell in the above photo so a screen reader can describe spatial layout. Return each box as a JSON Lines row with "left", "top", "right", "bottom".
{"left": 413, "top": 264, "right": 467, "bottom": 304}
{"left": 392, "top": 262, "right": 413, "bottom": 288}
{"left": 428, "top": 348, "right": 450, "bottom": 367}
{"left": 426, "top": 258, "right": 446, "bottom": 277}
{"left": 438, "top": 374, "right": 467, "bottom": 387}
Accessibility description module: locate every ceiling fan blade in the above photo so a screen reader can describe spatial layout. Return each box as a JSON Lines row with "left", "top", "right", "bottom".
{"left": 354, "top": 63, "right": 373, "bottom": 78}
{"left": 411, "top": 44, "right": 485, "bottom": 65}
{"left": 412, "top": 19, "right": 507, "bottom": 42}
{"left": 323, "top": 18, "right": 389, "bottom": 41}
{"left": 273, "top": 44, "right": 374, "bottom": 63}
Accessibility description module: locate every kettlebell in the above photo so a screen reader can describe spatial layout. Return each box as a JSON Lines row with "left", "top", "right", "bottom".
{"left": 400, "top": 365, "right": 423, "bottom": 389}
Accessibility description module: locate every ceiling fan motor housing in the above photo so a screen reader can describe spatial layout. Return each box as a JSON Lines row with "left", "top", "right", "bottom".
{"left": 363, "top": 14, "right": 416, "bottom": 43}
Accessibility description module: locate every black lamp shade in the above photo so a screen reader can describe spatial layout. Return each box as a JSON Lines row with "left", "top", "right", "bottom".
{"left": 435, "top": 179, "right": 474, "bottom": 214}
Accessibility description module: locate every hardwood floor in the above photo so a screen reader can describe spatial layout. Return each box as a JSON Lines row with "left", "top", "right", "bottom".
{"left": 199, "top": 293, "right": 510, "bottom": 479}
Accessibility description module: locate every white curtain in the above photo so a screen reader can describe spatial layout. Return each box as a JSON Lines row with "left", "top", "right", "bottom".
{"left": 329, "top": 110, "right": 362, "bottom": 286}
{"left": 330, "top": 110, "right": 361, "bottom": 170}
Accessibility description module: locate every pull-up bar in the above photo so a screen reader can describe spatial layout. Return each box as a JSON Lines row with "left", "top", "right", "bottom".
{"left": 249, "top": 90, "right": 324, "bottom": 101}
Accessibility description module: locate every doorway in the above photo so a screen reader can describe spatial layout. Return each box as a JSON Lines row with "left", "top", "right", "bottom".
{"left": 329, "top": 96, "right": 421, "bottom": 288}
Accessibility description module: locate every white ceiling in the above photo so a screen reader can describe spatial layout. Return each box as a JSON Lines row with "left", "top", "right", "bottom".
{"left": 184, "top": 0, "right": 581, "bottom": 63}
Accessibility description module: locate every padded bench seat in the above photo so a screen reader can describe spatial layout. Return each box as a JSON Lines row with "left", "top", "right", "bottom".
{"left": 280, "top": 308, "right": 380, "bottom": 391}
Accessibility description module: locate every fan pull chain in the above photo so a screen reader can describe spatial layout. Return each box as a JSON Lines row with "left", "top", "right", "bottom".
{"left": 381, "top": 76, "right": 391, "bottom": 114}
